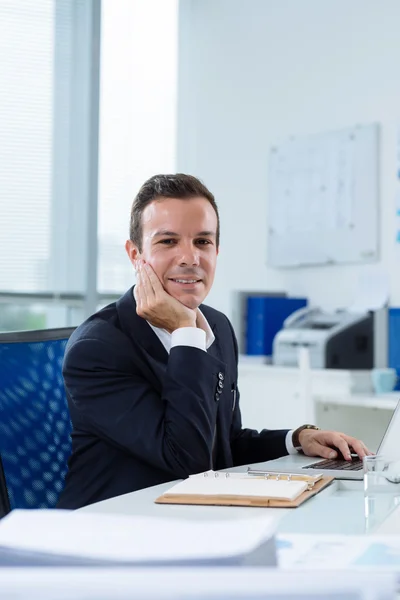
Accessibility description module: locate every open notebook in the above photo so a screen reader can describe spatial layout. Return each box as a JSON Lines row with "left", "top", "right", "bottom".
{"left": 155, "top": 470, "right": 333, "bottom": 508}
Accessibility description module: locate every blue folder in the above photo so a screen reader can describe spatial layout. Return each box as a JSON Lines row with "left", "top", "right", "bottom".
{"left": 389, "top": 308, "right": 400, "bottom": 391}
{"left": 246, "top": 296, "right": 307, "bottom": 356}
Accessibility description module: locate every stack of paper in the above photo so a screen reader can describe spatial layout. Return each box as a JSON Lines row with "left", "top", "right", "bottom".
{"left": 0, "top": 567, "right": 396, "bottom": 600}
{"left": 0, "top": 509, "right": 278, "bottom": 567}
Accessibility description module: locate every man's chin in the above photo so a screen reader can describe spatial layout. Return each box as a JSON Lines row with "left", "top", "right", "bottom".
{"left": 166, "top": 286, "right": 203, "bottom": 310}
{"left": 175, "top": 294, "right": 201, "bottom": 310}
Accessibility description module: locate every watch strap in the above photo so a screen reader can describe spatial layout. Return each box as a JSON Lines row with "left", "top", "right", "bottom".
{"left": 292, "top": 424, "right": 321, "bottom": 450}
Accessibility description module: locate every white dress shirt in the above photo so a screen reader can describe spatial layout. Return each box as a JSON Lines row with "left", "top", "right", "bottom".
{"left": 147, "top": 311, "right": 297, "bottom": 455}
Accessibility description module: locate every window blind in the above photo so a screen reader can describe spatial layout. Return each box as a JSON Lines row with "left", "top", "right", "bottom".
{"left": 0, "top": 0, "right": 72, "bottom": 292}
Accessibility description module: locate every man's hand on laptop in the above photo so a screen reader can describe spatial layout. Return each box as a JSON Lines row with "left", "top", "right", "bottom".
{"left": 298, "top": 429, "right": 373, "bottom": 461}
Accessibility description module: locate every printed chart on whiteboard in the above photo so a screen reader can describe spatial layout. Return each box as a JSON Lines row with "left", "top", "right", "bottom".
{"left": 267, "top": 124, "right": 379, "bottom": 267}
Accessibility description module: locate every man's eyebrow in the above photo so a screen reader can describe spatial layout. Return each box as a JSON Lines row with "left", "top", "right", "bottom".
{"left": 196, "top": 231, "right": 216, "bottom": 238}
{"left": 152, "top": 230, "right": 216, "bottom": 238}
{"left": 152, "top": 230, "right": 179, "bottom": 238}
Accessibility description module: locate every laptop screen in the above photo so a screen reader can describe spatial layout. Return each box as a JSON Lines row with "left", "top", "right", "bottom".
{"left": 377, "top": 400, "right": 400, "bottom": 457}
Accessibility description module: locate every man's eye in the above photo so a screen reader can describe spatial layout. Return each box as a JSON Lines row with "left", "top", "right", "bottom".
{"left": 196, "top": 239, "right": 212, "bottom": 245}
{"left": 159, "top": 239, "right": 176, "bottom": 245}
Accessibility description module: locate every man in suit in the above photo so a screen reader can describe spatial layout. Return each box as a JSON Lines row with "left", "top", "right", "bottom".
{"left": 58, "top": 174, "right": 371, "bottom": 509}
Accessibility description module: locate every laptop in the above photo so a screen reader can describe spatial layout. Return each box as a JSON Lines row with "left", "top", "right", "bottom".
{"left": 258, "top": 400, "right": 400, "bottom": 480}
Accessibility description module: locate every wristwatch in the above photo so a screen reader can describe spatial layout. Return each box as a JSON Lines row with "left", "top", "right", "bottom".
{"left": 292, "top": 424, "right": 321, "bottom": 451}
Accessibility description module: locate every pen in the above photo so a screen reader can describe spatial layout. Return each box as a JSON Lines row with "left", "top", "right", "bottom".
{"left": 231, "top": 384, "right": 237, "bottom": 412}
{"left": 247, "top": 468, "right": 323, "bottom": 484}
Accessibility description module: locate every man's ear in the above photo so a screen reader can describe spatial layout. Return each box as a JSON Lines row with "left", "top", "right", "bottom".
{"left": 125, "top": 240, "right": 140, "bottom": 270}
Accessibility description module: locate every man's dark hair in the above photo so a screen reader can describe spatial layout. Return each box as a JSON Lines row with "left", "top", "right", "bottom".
{"left": 129, "top": 173, "right": 220, "bottom": 252}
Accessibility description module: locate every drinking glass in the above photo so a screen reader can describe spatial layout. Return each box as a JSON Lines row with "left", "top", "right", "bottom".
{"left": 363, "top": 455, "right": 400, "bottom": 532}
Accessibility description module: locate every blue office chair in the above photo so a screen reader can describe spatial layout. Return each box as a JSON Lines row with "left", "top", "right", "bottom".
{"left": 0, "top": 328, "right": 75, "bottom": 510}
{"left": 0, "top": 455, "right": 10, "bottom": 518}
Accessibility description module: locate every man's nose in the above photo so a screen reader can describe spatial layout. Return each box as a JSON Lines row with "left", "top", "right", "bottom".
{"left": 178, "top": 243, "right": 200, "bottom": 266}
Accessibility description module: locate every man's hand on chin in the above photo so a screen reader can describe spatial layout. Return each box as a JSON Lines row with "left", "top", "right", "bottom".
{"left": 298, "top": 428, "right": 373, "bottom": 461}
{"left": 134, "top": 260, "right": 197, "bottom": 333}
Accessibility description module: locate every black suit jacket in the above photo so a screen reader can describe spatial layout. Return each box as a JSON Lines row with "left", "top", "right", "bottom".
{"left": 58, "top": 288, "right": 289, "bottom": 509}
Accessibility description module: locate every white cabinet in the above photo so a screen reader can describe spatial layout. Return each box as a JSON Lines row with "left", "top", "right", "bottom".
{"left": 237, "top": 361, "right": 395, "bottom": 452}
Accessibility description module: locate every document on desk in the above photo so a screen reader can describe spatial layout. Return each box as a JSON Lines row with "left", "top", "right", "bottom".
{"left": 277, "top": 533, "right": 400, "bottom": 575}
{"left": 0, "top": 509, "right": 278, "bottom": 567}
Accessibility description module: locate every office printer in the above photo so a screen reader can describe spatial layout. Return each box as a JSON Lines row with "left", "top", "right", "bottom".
{"left": 272, "top": 307, "right": 374, "bottom": 369}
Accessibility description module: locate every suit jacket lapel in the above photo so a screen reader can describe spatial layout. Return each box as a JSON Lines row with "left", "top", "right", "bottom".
{"left": 199, "top": 307, "right": 225, "bottom": 365}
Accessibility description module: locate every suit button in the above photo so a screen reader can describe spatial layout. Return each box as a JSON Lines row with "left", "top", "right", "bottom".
{"left": 218, "top": 380, "right": 224, "bottom": 390}
{"left": 215, "top": 393, "right": 220, "bottom": 401}
{"left": 218, "top": 372, "right": 224, "bottom": 381}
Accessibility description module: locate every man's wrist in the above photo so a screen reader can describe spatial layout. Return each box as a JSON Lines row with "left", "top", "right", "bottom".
{"left": 174, "top": 319, "right": 196, "bottom": 330}
{"left": 292, "top": 424, "right": 320, "bottom": 450}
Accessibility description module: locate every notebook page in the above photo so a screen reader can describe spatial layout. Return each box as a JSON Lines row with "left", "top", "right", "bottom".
{"left": 165, "top": 477, "right": 307, "bottom": 501}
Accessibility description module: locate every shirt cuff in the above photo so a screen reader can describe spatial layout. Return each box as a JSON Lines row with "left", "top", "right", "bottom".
{"left": 285, "top": 429, "right": 299, "bottom": 455}
{"left": 171, "top": 327, "right": 207, "bottom": 352}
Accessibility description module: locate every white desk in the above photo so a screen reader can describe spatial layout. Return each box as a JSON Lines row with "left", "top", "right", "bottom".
{"left": 79, "top": 456, "right": 370, "bottom": 536}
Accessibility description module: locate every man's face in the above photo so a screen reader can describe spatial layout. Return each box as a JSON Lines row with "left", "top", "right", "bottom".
{"left": 127, "top": 196, "right": 219, "bottom": 309}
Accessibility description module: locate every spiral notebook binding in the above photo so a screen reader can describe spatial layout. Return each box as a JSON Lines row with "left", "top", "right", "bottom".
{"left": 198, "top": 469, "right": 322, "bottom": 490}
{"left": 246, "top": 468, "right": 323, "bottom": 489}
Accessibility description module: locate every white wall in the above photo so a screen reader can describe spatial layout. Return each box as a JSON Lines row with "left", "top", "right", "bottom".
{"left": 177, "top": 0, "right": 400, "bottom": 328}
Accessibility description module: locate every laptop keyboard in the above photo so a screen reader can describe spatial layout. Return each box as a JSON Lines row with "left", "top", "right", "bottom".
{"left": 303, "top": 458, "right": 363, "bottom": 471}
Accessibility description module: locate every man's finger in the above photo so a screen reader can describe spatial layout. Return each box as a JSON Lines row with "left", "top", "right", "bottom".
{"left": 346, "top": 437, "right": 369, "bottom": 459}
{"left": 310, "top": 442, "right": 338, "bottom": 460}
{"left": 134, "top": 269, "right": 146, "bottom": 308}
{"left": 138, "top": 262, "right": 156, "bottom": 301}
{"left": 143, "top": 262, "right": 164, "bottom": 295}
{"left": 331, "top": 436, "right": 352, "bottom": 461}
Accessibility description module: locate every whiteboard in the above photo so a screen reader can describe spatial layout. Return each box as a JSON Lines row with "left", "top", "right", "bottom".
{"left": 267, "top": 124, "right": 379, "bottom": 267}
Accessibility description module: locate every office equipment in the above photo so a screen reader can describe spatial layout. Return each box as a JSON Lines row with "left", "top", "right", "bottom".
{"left": 0, "top": 327, "right": 74, "bottom": 509}
{"left": 267, "top": 123, "right": 379, "bottom": 267}
{"left": 155, "top": 470, "right": 333, "bottom": 508}
{"left": 272, "top": 306, "right": 374, "bottom": 369}
{"left": 263, "top": 400, "right": 400, "bottom": 480}
{"left": 246, "top": 295, "right": 307, "bottom": 356}
{"left": 0, "top": 509, "right": 277, "bottom": 567}
{"left": 350, "top": 271, "right": 389, "bottom": 368}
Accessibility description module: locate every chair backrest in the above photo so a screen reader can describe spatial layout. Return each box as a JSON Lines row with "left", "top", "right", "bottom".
{"left": 0, "top": 327, "right": 75, "bottom": 510}
{"left": 0, "top": 454, "right": 10, "bottom": 518}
